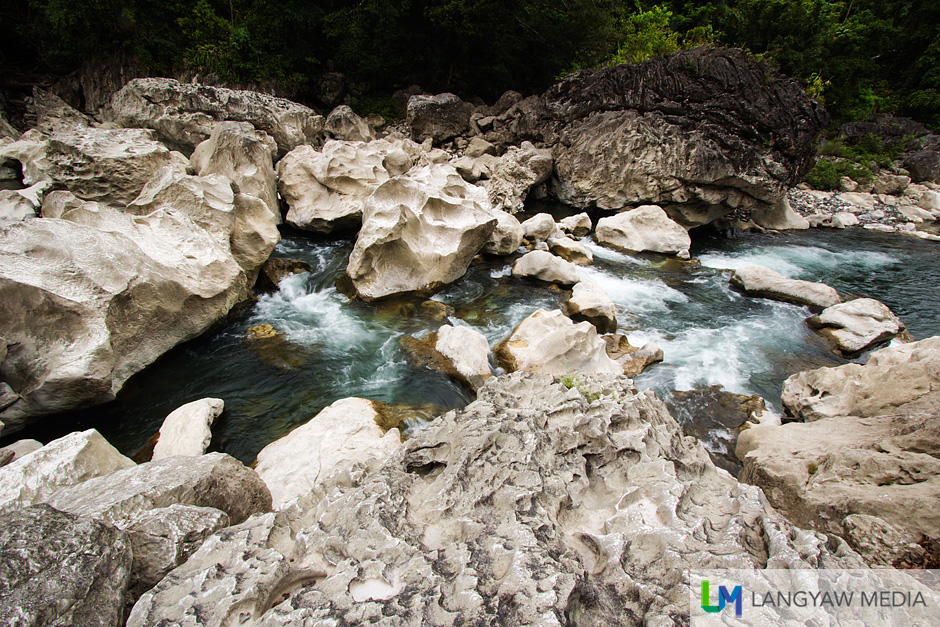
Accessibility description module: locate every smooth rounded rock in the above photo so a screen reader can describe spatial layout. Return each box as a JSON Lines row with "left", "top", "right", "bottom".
{"left": 595, "top": 205, "right": 691, "bottom": 258}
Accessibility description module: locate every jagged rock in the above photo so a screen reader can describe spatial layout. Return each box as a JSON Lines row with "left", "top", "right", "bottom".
{"left": 126, "top": 373, "right": 862, "bottom": 627}
{"left": 511, "top": 250, "right": 580, "bottom": 285}
{"left": 124, "top": 504, "right": 231, "bottom": 599}
{"left": 277, "top": 138, "right": 421, "bottom": 233}
{"left": 451, "top": 153, "right": 500, "bottom": 182}
{"left": 0, "top": 429, "right": 135, "bottom": 509}
{"left": 190, "top": 121, "right": 280, "bottom": 222}
{"left": 872, "top": 172, "right": 911, "bottom": 195}
{"left": 536, "top": 48, "right": 825, "bottom": 219}
{"left": 401, "top": 325, "right": 492, "bottom": 391}
{"left": 0, "top": 504, "right": 133, "bottom": 627}
{"left": 346, "top": 164, "right": 497, "bottom": 301}
{"left": 730, "top": 265, "right": 841, "bottom": 308}
{"left": 547, "top": 235, "right": 593, "bottom": 265}
{"left": 152, "top": 398, "right": 224, "bottom": 460}
{"left": 602, "top": 334, "right": 664, "bottom": 377}
{"left": 905, "top": 150, "right": 940, "bottom": 183}
{"left": 739, "top": 343, "right": 940, "bottom": 566}
{"left": 0, "top": 438, "right": 42, "bottom": 464}
{"left": 781, "top": 336, "right": 940, "bottom": 422}
{"left": 482, "top": 141, "right": 553, "bottom": 213}
{"left": 48, "top": 451, "right": 271, "bottom": 526}
{"left": 562, "top": 280, "right": 616, "bottom": 333}
{"left": 0, "top": 186, "right": 40, "bottom": 221}
{"left": 405, "top": 93, "right": 473, "bottom": 143}
{"left": 520, "top": 212, "right": 556, "bottom": 242}
{"left": 0, "top": 124, "right": 173, "bottom": 205}
{"left": 807, "top": 298, "right": 906, "bottom": 356}
{"left": 31, "top": 87, "right": 94, "bottom": 133}
{"left": 255, "top": 257, "right": 313, "bottom": 293}
{"left": 323, "top": 105, "right": 375, "bottom": 142}
{"left": 495, "top": 309, "right": 620, "bottom": 375}
{"left": 0, "top": 114, "right": 19, "bottom": 140}
{"left": 108, "top": 77, "right": 324, "bottom": 155}
{"left": 254, "top": 398, "right": 401, "bottom": 508}
{"left": 595, "top": 205, "right": 691, "bottom": 258}
{"left": 465, "top": 137, "right": 496, "bottom": 158}
{"left": 558, "top": 212, "right": 591, "bottom": 237}
{"left": 482, "top": 209, "right": 524, "bottom": 255}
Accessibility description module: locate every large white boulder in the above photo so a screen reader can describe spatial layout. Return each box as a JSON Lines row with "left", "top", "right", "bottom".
{"left": 108, "top": 77, "right": 324, "bottom": 155}
{"left": 562, "top": 280, "right": 617, "bottom": 333}
{"left": 254, "top": 398, "right": 401, "bottom": 508}
{"left": 277, "top": 138, "right": 421, "bottom": 233}
{"left": 482, "top": 209, "right": 524, "bottom": 255}
{"left": 152, "top": 398, "right": 225, "bottom": 460}
{"left": 0, "top": 429, "right": 135, "bottom": 509}
{"left": 730, "top": 265, "right": 841, "bottom": 308}
{"left": 346, "top": 164, "right": 497, "bottom": 300}
{"left": 511, "top": 250, "right": 580, "bottom": 285}
{"left": 595, "top": 205, "right": 691, "bottom": 258}
{"left": 401, "top": 324, "right": 493, "bottom": 391}
{"left": 494, "top": 309, "right": 621, "bottom": 375}
{"left": 520, "top": 212, "right": 556, "bottom": 242}
{"left": 558, "top": 212, "right": 592, "bottom": 237}
{"left": 548, "top": 235, "right": 593, "bottom": 265}
{"left": 190, "top": 121, "right": 280, "bottom": 222}
{"left": 807, "top": 297, "right": 906, "bottom": 355}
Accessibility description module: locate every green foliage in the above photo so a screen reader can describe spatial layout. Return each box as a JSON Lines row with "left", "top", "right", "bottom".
{"left": 609, "top": 4, "right": 682, "bottom": 65}
{"left": 559, "top": 370, "right": 601, "bottom": 403}
{"left": 805, "top": 159, "right": 872, "bottom": 190}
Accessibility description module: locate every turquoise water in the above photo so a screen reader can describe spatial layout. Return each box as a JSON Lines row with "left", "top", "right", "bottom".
{"left": 8, "top": 226, "right": 938, "bottom": 464}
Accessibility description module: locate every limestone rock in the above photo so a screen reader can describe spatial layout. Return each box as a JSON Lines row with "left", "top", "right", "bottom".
{"left": 0, "top": 504, "right": 132, "bottom": 627}
{"left": 108, "top": 77, "right": 324, "bottom": 155}
{"left": 872, "top": 171, "right": 911, "bottom": 195}
{"left": 737, "top": 403, "right": 940, "bottom": 566}
{"left": 0, "top": 438, "right": 42, "bottom": 464}
{"left": 125, "top": 372, "right": 861, "bottom": 627}
{"left": 124, "top": 504, "right": 231, "bottom": 597}
{"left": 48, "top": 452, "right": 271, "bottom": 526}
{"left": 511, "top": 250, "right": 580, "bottom": 285}
{"left": 602, "top": 334, "right": 664, "bottom": 378}
{"left": 152, "top": 398, "right": 224, "bottom": 460}
{"left": 482, "top": 209, "right": 524, "bottom": 255}
{"left": 346, "top": 164, "right": 497, "bottom": 300}
{"left": 254, "top": 398, "right": 401, "bottom": 508}
{"left": 0, "top": 114, "right": 19, "bottom": 140}
{"left": 323, "top": 105, "right": 375, "bottom": 142}
{"left": 0, "top": 187, "right": 40, "bottom": 222}
{"left": 401, "top": 325, "right": 492, "bottom": 391}
{"left": 0, "top": 429, "right": 135, "bottom": 509}
{"left": 730, "top": 265, "right": 841, "bottom": 308}
{"left": 32, "top": 87, "right": 94, "bottom": 133}
{"left": 405, "top": 93, "right": 473, "bottom": 143}
{"left": 190, "top": 121, "right": 280, "bottom": 222}
{"left": 482, "top": 141, "right": 553, "bottom": 213}
{"left": 494, "top": 309, "right": 621, "bottom": 375}
{"left": 277, "top": 138, "right": 421, "bottom": 233}
{"left": 558, "top": 212, "right": 592, "bottom": 237}
{"left": 547, "top": 235, "right": 593, "bottom": 265}
{"left": 807, "top": 298, "right": 906, "bottom": 355}
{"left": 751, "top": 196, "right": 811, "bottom": 230}
{"left": 595, "top": 205, "right": 691, "bottom": 258}
{"left": 520, "top": 212, "right": 556, "bottom": 242}
{"left": 781, "top": 336, "right": 940, "bottom": 422}
{"left": 255, "top": 257, "right": 313, "bottom": 293}
{"left": 838, "top": 192, "right": 876, "bottom": 212}
{"left": 562, "top": 280, "right": 616, "bottom": 333}
{"left": 465, "top": 136, "right": 495, "bottom": 158}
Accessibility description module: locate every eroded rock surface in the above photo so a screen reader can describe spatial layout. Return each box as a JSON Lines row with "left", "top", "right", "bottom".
{"left": 730, "top": 265, "right": 841, "bottom": 308}
{"left": 482, "top": 141, "right": 552, "bottom": 213}
{"left": 807, "top": 297, "right": 906, "bottom": 355}
{"left": 563, "top": 280, "right": 617, "bottom": 333}
{"left": 127, "top": 373, "right": 862, "bottom": 627}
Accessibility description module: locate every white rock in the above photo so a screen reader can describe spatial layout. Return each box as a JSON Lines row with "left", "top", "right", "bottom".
{"left": 913, "top": 230, "right": 940, "bottom": 241}
{"left": 346, "top": 164, "right": 497, "bottom": 300}
{"left": 751, "top": 197, "right": 810, "bottom": 230}
{"left": 807, "top": 298, "right": 906, "bottom": 355}
{"left": 482, "top": 209, "right": 524, "bottom": 255}
{"left": 547, "top": 235, "right": 593, "bottom": 265}
{"left": 595, "top": 205, "right": 691, "bottom": 258}
{"left": 511, "top": 250, "right": 580, "bottom": 285}
{"left": 431, "top": 325, "right": 493, "bottom": 391}
{"left": 562, "top": 280, "right": 617, "bottom": 333}
{"left": 483, "top": 142, "right": 553, "bottom": 213}
{"left": 0, "top": 438, "right": 43, "bottom": 463}
{"left": 917, "top": 190, "right": 940, "bottom": 213}
{"left": 838, "top": 192, "right": 876, "bottom": 212}
{"left": 558, "top": 212, "right": 592, "bottom": 237}
{"left": 465, "top": 137, "right": 496, "bottom": 158}
{"left": 0, "top": 187, "right": 40, "bottom": 221}
{"left": 254, "top": 398, "right": 401, "bottom": 508}
{"left": 832, "top": 211, "right": 860, "bottom": 227}
{"left": 0, "top": 429, "right": 135, "bottom": 509}
{"left": 152, "top": 398, "right": 224, "bottom": 460}
{"left": 323, "top": 105, "right": 375, "bottom": 143}
{"left": 520, "top": 212, "right": 556, "bottom": 242}
{"left": 494, "top": 309, "right": 621, "bottom": 375}
{"left": 730, "top": 265, "right": 841, "bottom": 307}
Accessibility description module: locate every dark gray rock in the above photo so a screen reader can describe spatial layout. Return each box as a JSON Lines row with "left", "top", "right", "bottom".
{"left": 405, "top": 93, "right": 474, "bottom": 143}
{"left": 0, "top": 504, "right": 132, "bottom": 627}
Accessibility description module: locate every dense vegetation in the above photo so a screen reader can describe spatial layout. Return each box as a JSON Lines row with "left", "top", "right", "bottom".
{"left": 1, "top": 0, "right": 938, "bottom": 128}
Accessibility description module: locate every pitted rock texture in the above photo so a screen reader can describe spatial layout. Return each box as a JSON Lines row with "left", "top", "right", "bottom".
{"left": 108, "top": 77, "right": 324, "bottom": 155}
{"left": 127, "top": 373, "right": 862, "bottom": 627}
{"left": 346, "top": 164, "right": 497, "bottom": 301}
{"left": 0, "top": 504, "right": 133, "bottom": 627}
{"left": 482, "top": 141, "right": 553, "bottom": 213}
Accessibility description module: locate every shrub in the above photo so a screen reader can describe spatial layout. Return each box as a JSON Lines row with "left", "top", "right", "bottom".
{"left": 805, "top": 158, "right": 873, "bottom": 190}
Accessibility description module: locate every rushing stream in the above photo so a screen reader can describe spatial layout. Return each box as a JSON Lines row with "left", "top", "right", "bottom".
{"left": 11, "top": 224, "right": 940, "bottom": 466}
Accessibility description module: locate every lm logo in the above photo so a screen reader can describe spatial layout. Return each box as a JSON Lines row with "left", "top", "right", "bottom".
{"left": 701, "top": 581, "right": 743, "bottom": 617}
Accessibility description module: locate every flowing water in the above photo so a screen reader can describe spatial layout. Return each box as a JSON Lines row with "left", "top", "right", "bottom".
{"left": 10, "top": 225, "right": 940, "bottom": 466}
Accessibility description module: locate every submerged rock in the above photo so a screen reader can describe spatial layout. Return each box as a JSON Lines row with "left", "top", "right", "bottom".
{"left": 511, "top": 249, "right": 580, "bottom": 285}
{"left": 0, "top": 504, "right": 133, "bottom": 627}
{"left": 730, "top": 265, "right": 841, "bottom": 308}
{"left": 602, "top": 333, "right": 664, "bottom": 378}
{"left": 595, "top": 205, "right": 691, "bottom": 258}
{"left": 126, "top": 372, "right": 862, "bottom": 626}
{"left": 562, "top": 279, "right": 616, "bottom": 333}
{"left": 807, "top": 297, "right": 906, "bottom": 355}
{"left": 345, "top": 164, "right": 497, "bottom": 301}
{"left": 255, "top": 257, "right": 313, "bottom": 294}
